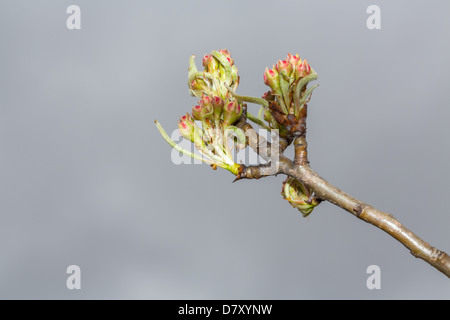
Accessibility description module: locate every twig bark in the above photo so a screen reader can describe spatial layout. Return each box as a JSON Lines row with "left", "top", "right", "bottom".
{"left": 234, "top": 162, "right": 277, "bottom": 181}
{"left": 293, "top": 136, "right": 309, "bottom": 166}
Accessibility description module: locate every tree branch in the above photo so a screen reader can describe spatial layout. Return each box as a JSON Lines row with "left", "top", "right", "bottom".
{"left": 235, "top": 114, "right": 450, "bottom": 278}
{"left": 234, "top": 121, "right": 450, "bottom": 277}
{"left": 236, "top": 122, "right": 291, "bottom": 163}
{"left": 280, "top": 162, "right": 450, "bottom": 278}
{"left": 157, "top": 49, "right": 450, "bottom": 279}
{"left": 293, "top": 136, "right": 309, "bottom": 166}
{"left": 233, "top": 162, "right": 278, "bottom": 182}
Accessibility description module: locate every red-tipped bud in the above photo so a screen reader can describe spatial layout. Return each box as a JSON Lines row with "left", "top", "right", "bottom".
{"left": 212, "top": 96, "right": 224, "bottom": 121}
{"left": 202, "top": 54, "right": 210, "bottom": 66}
{"left": 263, "top": 67, "right": 281, "bottom": 94}
{"left": 178, "top": 113, "right": 195, "bottom": 142}
{"left": 199, "top": 95, "right": 212, "bottom": 108}
{"left": 222, "top": 100, "right": 243, "bottom": 126}
{"left": 304, "top": 60, "right": 311, "bottom": 73}
{"left": 212, "top": 96, "right": 224, "bottom": 106}
{"left": 225, "top": 101, "right": 234, "bottom": 112}
{"left": 219, "top": 49, "right": 234, "bottom": 66}
{"left": 295, "top": 59, "right": 312, "bottom": 78}
{"left": 287, "top": 53, "right": 301, "bottom": 67}
{"left": 191, "top": 105, "right": 202, "bottom": 120}
{"left": 275, "top": 59, "right": 293, "bottom": 77}
{"left": 202, "top": 54, "right": 219, "bottom": 73}
{"left": 192, "top": 99, "right": 212, "bottom": 121}
{"left": 263, "top": 67, "right": 278, "bottom": 85}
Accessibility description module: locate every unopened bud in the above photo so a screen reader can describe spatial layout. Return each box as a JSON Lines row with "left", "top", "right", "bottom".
{"left": 189, "top": 78, "right": 210, "bottom": 97}
{"left": 263, "top": 67, "right": 281, "bottom": 94}
{"left": 178, "top": 113, "right": 195, "bottom": 142}
{"left": 219, "top": 49, "right": 234, "bottom": 66}
{"left": 222, "top": 100, "right": 243, "bottom": 127}
{"left": 281, "top": 177, "right": 319, "bottom": 217}
{"left": 202, "top": 54, "right": 210, "bottom": 66}
{"left": 212, "top": 96, "right": 224, "bottom": 122}
{"left": 202, "top": 54, "right": 219, "bottom": 73}
{"left": 192, "top": 98, "right": 213, "bottom": 121}
{"left": 200, "top": 95, "right": 212, "bottom": 108}
{"left": 275, "top": 59, "right": 293, "bottom": 77}
{"left": 295, "top": 59, "right": 312, "bottom": 79}
{"left": 287, "top": 53, "right": 301, "bottom": 68}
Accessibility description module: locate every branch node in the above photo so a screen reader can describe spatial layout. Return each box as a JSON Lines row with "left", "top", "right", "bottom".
{"left": 352, "top": 204, "right": 364, "bottom": 217}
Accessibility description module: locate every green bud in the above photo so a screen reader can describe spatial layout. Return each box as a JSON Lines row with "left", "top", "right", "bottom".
{"left": 281, "top": 177, "right": 320, "bottom": 217}
{"left": 189, "top": 78, "right": 211, "bottom": 97}
{"left": 222, "top": 100, "right": 243, "bottom": 127}
{"left": 219, "top": 49, "right": 234, "bottom": 66}
{"left": 202, "top": 54, "right": 219, "bottom": 74}
{"left": 294, "top": 59, "right": 312, "bottom": 79}
{"left": 177, "top": 113, "right": 195, "bottom": 142}
{"left": 192, "top": 95, "right": 214, "bottom": 121}
{"left": 287, "top": 53, "right": 301, "bottom": 69}
{"left": 275, "top": 59, "right": 293, "bottom": 78}
{"left": 212, "top": 96, "right": 224, "bottom": 122}
{"left": 263, "top": 67, "right": 282, "bottom": 97}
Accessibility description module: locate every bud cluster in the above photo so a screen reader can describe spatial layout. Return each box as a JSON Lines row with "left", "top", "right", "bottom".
{"left": 261, "top": 53, "right": 318, "bottom": 137}
{"left": 176, "top": 50, "right": 245, "bottom": 175}
{"left": 189, "top": 94, "right": 243, "bottom": 127}
{"left": 188, "top": 49, "right": 239, "bottom": 101}
{"left": 264, "top": 53, "right": 312, "bottom": 95}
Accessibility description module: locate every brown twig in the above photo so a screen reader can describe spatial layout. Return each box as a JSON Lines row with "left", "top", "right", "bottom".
{"left": 280, "top": 163, "right": 450, "bottom": 278}
{"left": 233, "top": 162, "right": 277, "bottom": 182}
{"left": 293, "top": 136, "right": 308, "bottom": 166}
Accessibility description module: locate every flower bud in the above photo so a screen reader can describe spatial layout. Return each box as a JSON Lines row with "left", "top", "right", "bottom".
{"left": 202, "top": 54, "right": 219, "bottom": 73}
{"left": 295, "top": 59, "right": 312, "bottom": 79}
{"left": 189, "top": 78, "right": 210, "bottom": 97}
{"left": 202, "top": 54, "right": 210, "bottom": 66}
{"left": 275, "top": 59, "right": 293, "bottom": 77}
{"left": 192, "top": 98, "right": 213, "bottom": 121}
{"left": 222, "top": 100, "right": 243, "bottom": 127}
{"left": 219, "top": 49, "right": 234, "bottom": 66}
{"left": 212, "top": 96, "right": 224, "bottom": 122}
{"left": 263, "top": 67, "right": 280, "bottom": 91}
{"left": 287, "top": 53, "right": 301, "bottom": 68}
{"left": 199, "top": 95, "right": 212, "bottom": 108}
{"left": 178, "top": 113, "right": 195, "bottom": 142}
{"left": 281, "top": 177, "right": 319, "bottom": 217}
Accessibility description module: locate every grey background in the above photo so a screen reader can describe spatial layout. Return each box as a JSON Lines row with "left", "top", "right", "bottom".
{"left": 0, "top": 0, "right": 449, "bottom": 299}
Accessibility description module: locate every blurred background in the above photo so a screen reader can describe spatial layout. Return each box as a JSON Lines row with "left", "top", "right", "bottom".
{"left": 0, "top": 0, "right": 449, "bottom": 299}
